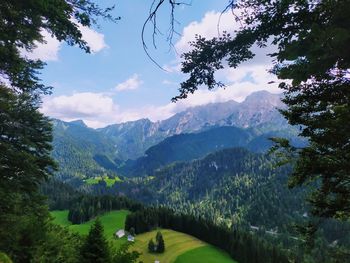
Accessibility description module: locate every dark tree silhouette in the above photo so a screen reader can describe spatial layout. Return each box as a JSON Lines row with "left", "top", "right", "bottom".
{"left": 156, "top": 231, "right": 165, "bottom": 253}
{"left": 148, "top": 239, "right": 156, "bottom": 253}
{"left": 80, "top": 219, "right": 110, "bottom": 263}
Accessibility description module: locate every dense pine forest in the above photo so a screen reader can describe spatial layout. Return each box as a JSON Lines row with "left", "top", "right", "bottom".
{"left": 53, "top": 146, "right": 350, "bottom": 262}
{"left": 88, "top": 148, "right": 304, "bottom": 228}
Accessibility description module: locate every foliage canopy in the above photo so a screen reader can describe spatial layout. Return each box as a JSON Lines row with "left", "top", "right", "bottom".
{"left": 0, "top": 0, "right": 116, "bottom": 261}
{"left": 0, "top": 0, "right": 117, "bottom": 94}
{"left": 172, "top": 0, "right": 350, "bottom": 220}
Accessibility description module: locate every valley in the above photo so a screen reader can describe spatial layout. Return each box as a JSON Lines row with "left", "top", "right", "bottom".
{"left": 50, "top": 92, "right": 308, "bottom": 236}
{"left": 45, "top": 91, "right": 350, "bottom": 263}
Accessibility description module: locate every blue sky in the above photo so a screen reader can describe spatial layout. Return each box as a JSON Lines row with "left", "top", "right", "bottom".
{"left": 29, "top": 0, "right": 280, "bottom": 128}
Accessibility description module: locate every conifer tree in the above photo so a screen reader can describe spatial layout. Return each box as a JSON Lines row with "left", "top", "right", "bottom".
{"left": 80, "top": 219, "right": 110, "bottom": 263}
{"left": 129, "top": 227, "right": 135, "bottom": 236}
{"left": 156, "top": 231, "right": 165, "bottom": 253}
{"left": 148, "top": 239, "right": 155, "bottom": 253}
{"left": 112, "top": 243, "right": 141, "bottom": 263}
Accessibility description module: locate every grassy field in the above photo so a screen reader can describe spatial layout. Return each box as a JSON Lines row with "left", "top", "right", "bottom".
{"left": 51, "top": 211, "right": 237, "bottom": 263}
{"left": 132, "top": 229, "right": 236, "bottom": 263}
{"left": 85, "top": 175, "right": 122, "bottom": 187}
{"left": 51, "top": 210, "right": 71, "bottom": 226}
{"left": 51, "top": 210, "right": 129, "bottom": 247}
{"left": 174, "top": 245, "right": 236, "bottom": 263}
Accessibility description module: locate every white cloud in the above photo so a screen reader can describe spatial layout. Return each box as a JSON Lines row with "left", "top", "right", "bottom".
{"left": 40, "top": 10, "right": 281, "bottom": 129}
{"left": 22, "top": 23, "right": 107, "bottom": 61}
{"left": 163, "top": 11, "right": 239, "bottom": 72}
{"left": 22, "top": 30, "right": 61, "bottom": 61}
{"left": 115, "top": 74, "right": 143, "bottom": 91}
{"left": 40, "top": 90, "right": 162, "bottom": 128}
{"left": 78, "top": 24, "right": 108, "bottom": 53}
{"left": 163, "top": 61, "right": 182, "bottom": 73}
{"left": 164, "top": 9, "right": 280, "bottom": 99}
{"left": 175, "top": 10, "right": 275, "bottom": 64}
{"left": 175, "top": 11, "right": 239, "bottom": 54}
{"left": 41, "top": 92, "right": 119, "bottom": 127}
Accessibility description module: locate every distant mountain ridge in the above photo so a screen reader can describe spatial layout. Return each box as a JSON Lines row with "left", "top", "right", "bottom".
{"left": 96, "top": 91, "right": 287, "bottom": 160}
{"left": 51, "top": 90, "right": 301, "bottom": 181}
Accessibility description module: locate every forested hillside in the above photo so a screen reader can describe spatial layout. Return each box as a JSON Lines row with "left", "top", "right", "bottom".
{"left": 52, "top": 119, "right": 121, "bottom": 183}
{"left": 82, "top": 146, "right": 350, "bottom": 261}
{"left": 119, "top": 126, "right": 308, "bottom": 177}
{"left": 120, "top": 127, "right": 253, "bottom": 176}
{"left": 41, "top": 181, "right": 292, "bottom": 263}
{"left": 141, "top": 148, "right": 306, "bottom": 230}
{"left": 91, "top": 148, "right": 307, "bottom": 231}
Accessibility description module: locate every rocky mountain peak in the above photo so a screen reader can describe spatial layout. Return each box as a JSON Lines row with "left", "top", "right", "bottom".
{"left": 69, "top": 119, "right": 87, "bottom": 127}
{"left": 243, "top": 91, "right": 283, "bottom": 107}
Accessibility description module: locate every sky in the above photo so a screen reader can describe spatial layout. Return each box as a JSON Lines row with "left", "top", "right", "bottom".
{"left": 29, "top": 0, "right": 281, "bottom": 128}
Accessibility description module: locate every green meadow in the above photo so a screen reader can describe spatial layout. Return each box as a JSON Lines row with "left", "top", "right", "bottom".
{"left": 51, "top": 211, "right": 237, "bottom": 263}
{"left": 132, "top": 229, "right": 236, "bottom": 263}
{"left": 51, "top": 210, "right": 129, "bottom": 247}
{"left": 51, "top": 210, "right": 71, "bottom": 226}
{"left": 174, "top": 245, "right": 236, "bottom": 263}
{"left": 84, "top": 175, "right": 122, "bottom": 187}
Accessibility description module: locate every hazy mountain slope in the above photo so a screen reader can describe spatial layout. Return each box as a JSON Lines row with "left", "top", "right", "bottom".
{"left": 221, "top": 91, "right": 287, "bottom": 130}
{"left": 51, "top": 91, "right": 302, "bottom": 182}
{"left": 52, "top": 119, "right": 119, "bottom": 182}
{"left": 158, "top": 100, "right": 240, "bottom": 134}
{"left": 97, "top": 118, "right": 166, "bottom": 160}
{"left": 96, "top": 100, "right": 242, "bottom": 161}
{"left": 119, "top": 126, "right": 253, "bottom": 176}
{"left": 97, "top": 91, "right": 288, "bottom": 160}
{"left": 117, "top": 126, "right": 306, "bottom": 177}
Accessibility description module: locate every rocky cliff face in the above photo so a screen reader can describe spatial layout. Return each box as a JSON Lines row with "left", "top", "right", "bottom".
{"left": 159, "top": 100, "right": 240, "bottom": 134}
{"left": 220, "top": 91, "right": 287, "bottom": 130}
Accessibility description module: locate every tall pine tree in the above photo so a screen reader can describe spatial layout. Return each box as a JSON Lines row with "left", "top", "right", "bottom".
{"left": 0, "top": 85, "right": 55, "bottom": 261}
{"left": 148, "top": 239, "right": 155, "bottom": 253}
{"left": 80, "top": 219, "right": 110, "bottom": 263}
{"left": 156, "top": 231, "right": 165, "bottom": 253}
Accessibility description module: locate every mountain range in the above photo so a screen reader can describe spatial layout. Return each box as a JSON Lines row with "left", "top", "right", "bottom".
{"left": 51, "top": 90, "right": 304, "bottom": 181}
{"left": 96, "top": 91, "right": 288, "bottom": 160}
